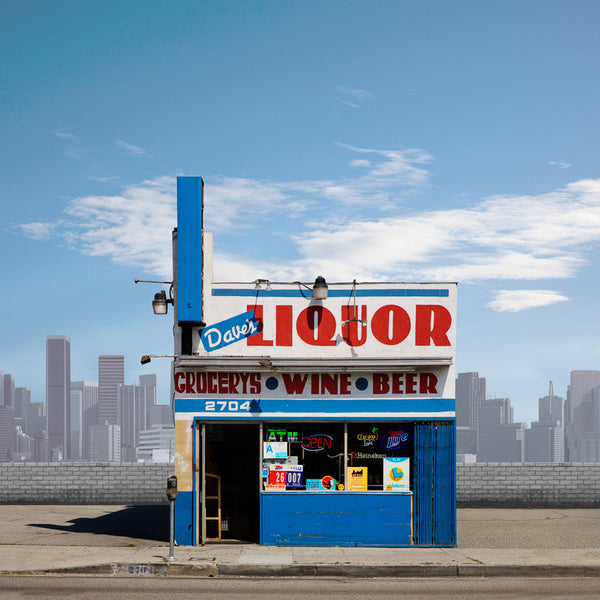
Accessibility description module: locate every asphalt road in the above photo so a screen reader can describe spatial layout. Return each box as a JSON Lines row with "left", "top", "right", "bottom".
{"left": 1, "top": 576, "right": 600, "bottom": 599}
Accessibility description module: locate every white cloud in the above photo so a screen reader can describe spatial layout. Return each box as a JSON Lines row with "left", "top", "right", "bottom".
{"left": 336, "top": 86, "right": 374, "bottom": 101}
{"left": 549, "top": 160, "right": 573, "bottom": 169}
{"left": 88, "top": 175, "right": 121, "bottom": 184}
{"left": 115, "top": 140, "right": 147, "bottom": 156}
{"left": 17, "top": 141, "right": 600, "bottom": 309}
{"left": 18, "top": 221, "right": 59, "bottom": 241}
{"left": 54, "top": 131, "right": 78, "bottom": 141}
{"left": 336, "top": 86, "right": 374, "bottom": 108}
{"left": 487, "top": 290, "right": 569, "bottom": 312}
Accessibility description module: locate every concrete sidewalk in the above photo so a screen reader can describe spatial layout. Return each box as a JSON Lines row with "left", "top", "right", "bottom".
{"left": 0, "top": 505, "right": 599, "bottom": 578}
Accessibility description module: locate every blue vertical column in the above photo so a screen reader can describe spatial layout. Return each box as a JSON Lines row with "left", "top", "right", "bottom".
{"left": 176, "top": 177, "right": 204, "bottom": 324}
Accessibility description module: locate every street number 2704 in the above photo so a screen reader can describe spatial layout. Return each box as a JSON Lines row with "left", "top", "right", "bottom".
{"left": 205, "top": 400, "right": 252, "bottom": 412}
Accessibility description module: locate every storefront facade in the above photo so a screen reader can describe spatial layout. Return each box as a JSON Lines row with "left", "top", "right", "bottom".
{"left": 172, "top": 177, "right": 457, "bottom": 547}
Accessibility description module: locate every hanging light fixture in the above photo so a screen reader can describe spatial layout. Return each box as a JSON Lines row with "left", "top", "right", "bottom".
{"left": 312, "top": 276, "right": 328, "bottom": 300}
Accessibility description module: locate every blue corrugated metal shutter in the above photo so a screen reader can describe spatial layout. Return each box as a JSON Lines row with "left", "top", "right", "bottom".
{"left": 414, "top": 421, "right": 456, "bottom": 546}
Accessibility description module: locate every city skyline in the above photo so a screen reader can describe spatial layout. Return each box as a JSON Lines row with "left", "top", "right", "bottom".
{"left": 3, "top": 3, "right": 600, "bottom": 425}
{"left": 4, "top": 333, "right": 599, "bottom": 427}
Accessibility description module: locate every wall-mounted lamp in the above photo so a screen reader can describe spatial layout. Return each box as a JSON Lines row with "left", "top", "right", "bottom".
{"left": 152, "top": 290, "right": 173, "bottom": 315}
{"left": 294, "top": 276, "right": 329, "bottom": 299}
{"left": 140, "top": 354, "right": 178, "bottom": 365}
{"left": 312, "top": 276, "right": 328, "bottom": 300}
{"left": 254, "top": 279, "right": 272, "bottom": 291}
{"left": 135, "top": 278, "right": 174, "bottom": 315}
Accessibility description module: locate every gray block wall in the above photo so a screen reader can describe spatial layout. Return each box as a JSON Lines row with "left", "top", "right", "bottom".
{"left": 457, "top": 463, "right": 600, "bottom": 508}
{"left": 1, "top": 462, "right": 599, "bottom": 506}
{"left": 0, "top": 463, "right": 174, "bottom": 505}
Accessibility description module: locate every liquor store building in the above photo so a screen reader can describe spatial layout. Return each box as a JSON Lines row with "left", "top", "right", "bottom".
{"left": 171, "top": 177, "right": 457, "bottom": 547}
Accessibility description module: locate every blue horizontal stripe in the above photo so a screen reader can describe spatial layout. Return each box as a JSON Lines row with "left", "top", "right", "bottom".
{"left": 212, "top": 288, "right": 450, "bottom": 298}
{"left": 175, "top": 397, "right": 454, "bottom": 418}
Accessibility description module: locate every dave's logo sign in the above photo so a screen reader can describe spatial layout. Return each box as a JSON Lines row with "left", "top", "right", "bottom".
{"left": 200, "top": 310, "right": 260, "bottom": 352}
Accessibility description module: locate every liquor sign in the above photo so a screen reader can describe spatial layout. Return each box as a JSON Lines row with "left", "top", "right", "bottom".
{"left": 195, "top": 282, "right": 457, "bottom": 360}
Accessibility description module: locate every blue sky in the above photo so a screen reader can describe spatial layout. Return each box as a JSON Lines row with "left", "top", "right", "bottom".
{"left": 2, "top": 1, "right": 600, "bottom": 423}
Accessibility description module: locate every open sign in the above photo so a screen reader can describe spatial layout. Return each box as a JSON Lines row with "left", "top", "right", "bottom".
{"left": 301, "top": 434, "right": 333, "bottom": 452}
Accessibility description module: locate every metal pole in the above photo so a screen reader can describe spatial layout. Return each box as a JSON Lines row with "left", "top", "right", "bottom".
{"left": 167, "top": 499, "right": 175, "bottom": 561}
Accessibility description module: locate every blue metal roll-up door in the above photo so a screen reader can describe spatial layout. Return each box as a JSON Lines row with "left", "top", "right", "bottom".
{"left": 414, "top": 421, "right": 456, "bottom": 546}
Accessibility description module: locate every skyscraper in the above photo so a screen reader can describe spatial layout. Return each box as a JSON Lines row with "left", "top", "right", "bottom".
{"left": 98, "top": 356, "right": 124, "bottom": 426}
{"left": 456, "top": 372, "right": 486, "bottom": 455}
{"left": 524, "top": 381, "right": 565, "bottom": 462}
{"left": 477, "top": 397, "right": 527, "bottom": 462}
{"left": 71, "top": 381, "right": 98, "bottom": 460}
{"left": 119, "top": 383, "right": 147, "bottom": 461}
{"left": 46, "top": 335, "right": 71, "bottom": 460}
{"left": 3, "top": 374, "right": 15, "bottom": 407}
{"left": 89, "top": 422, "right": 121, "bottom": 461}
{"left": 566, "top": 370, "right": 600, "bottom": 461}
{"left": 70, "top": 390, "right": 83, "bottom": 461}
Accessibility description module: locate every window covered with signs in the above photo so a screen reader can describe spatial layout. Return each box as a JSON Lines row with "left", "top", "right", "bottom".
{"left": 346, "top": 423, "right": 413, "bottom": 491}
{"left": 263, "top": 424, "right": 344, "bottom": 491}
{"left": 261, "top": 422, "right": 413, "bottom": 492}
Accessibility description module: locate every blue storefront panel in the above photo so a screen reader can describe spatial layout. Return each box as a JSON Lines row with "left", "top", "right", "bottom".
{"left": 261, "top": 492, "right": 412, "bottom": 546}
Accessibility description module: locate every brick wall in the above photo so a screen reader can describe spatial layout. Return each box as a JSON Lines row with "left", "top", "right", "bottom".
{"left": 0, "top": 463, "right": 174, "bottom": 505}
{"left": 457, "top": 463, "right": 600, "bottom": 508}
{"left": 1, "top": 462, "right": 599, "bottom": 506}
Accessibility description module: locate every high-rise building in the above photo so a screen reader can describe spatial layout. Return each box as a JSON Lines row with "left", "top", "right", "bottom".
{"left": 14, "top": 387, "right": 31, "bottom": 426}
{"left": 25, "top": 402, "right": 46, "bottom": 438}
{"left": 478, "top": 397, "right": 526, "bottom": 462}
{"left": 3, "top": 374, "right": 15, "bottom": 407}
{"left": 139, "top": 373, "right": 158, "bottom": 427}
{"left": 46, "top": 335, "right": 71, "bottom": 460}
{"left": 32, "top": 430, "right": 49, "bottom": 462}
{"left": 566, "top": 370, "right": 600, "bottom": 461}
{"left": 119, "top": 383, "right": 147, "bottom": 461}
{"left": 148, "top": 404, "right": 173, "bottom": 428}
{"left": 70, "top": 390, "right": 83, "bottom": 461}
{"left": 0, "top": 373, "right": 17, "bottom": 461}
{"left": 0, "top": 405, "right": 16, "bottom": 461}
{"left": 524, "top": 382, "right": 565, "bottom": 462}
{"left": 456, "top": 372, "right": 486, "bottom": 454}
{"left": 89, "top": 422, "right": 121, "bottom": 461}
{"left": 98, "top": 356, "right": 124, "bottom": 426}
{"left": 71, "top": 381, "right": 98, "bottom": 459}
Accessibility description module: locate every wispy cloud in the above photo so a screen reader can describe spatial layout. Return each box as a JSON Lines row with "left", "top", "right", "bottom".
{"left": 54, "top": 130, "right": 79, "bottom": 141}
{"left": 17, "top": 144, "right": 600, "bottom": 308}
{"left": 487, "top": 290, "right": 569, "bottom": 312}
{"left": 336, "top": 86, "right": 373, "bottom": 108}
{"left": 18, "top": 221, "right": 60, "bottom": 241}
{"left": 549, "top": 160, "right": 573, "bottom": 169}
{"left": 88, "top": 175, "right": 121, "bottom": 184}
{"left": 115, "top": 140, "right": 147, "bottom": 156}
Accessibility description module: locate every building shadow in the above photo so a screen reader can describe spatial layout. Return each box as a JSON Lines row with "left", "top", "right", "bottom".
{"left": 27, "top": 505, "right": 169, "bottom": 542}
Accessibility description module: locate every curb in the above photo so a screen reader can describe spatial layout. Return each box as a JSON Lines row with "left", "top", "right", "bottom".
{"left": 2, "top": 562, "right": 600, "bottom": 578}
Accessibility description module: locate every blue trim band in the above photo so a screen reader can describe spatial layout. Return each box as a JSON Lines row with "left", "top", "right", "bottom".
{"left": 175, "top": 397, "right": 454, "bottom": 419}
{"left": 212, "top": 288, "right": 449, "bottom": 298}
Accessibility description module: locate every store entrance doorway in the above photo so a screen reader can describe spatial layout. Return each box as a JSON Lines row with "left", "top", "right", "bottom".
{"left": 203, "top": 423, "right": 260, "bottom": 543}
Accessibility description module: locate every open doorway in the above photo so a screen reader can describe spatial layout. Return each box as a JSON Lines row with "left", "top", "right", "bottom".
{"left": 203, "top": 423, "right": 260, "bottom": 543}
